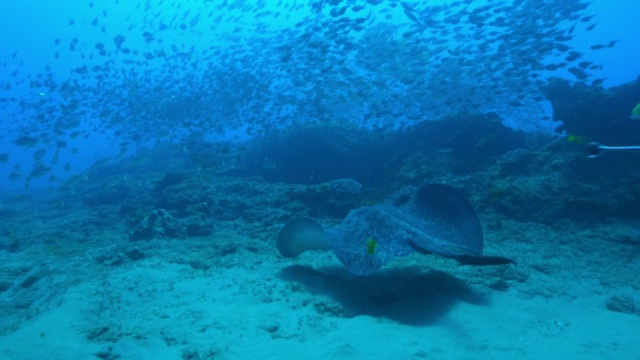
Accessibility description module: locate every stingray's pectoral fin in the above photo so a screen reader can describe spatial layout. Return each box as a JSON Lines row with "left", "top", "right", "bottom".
{"left": 454, "top": 254, "right": 517, "bottom": 266}
{"left": 407, "top": 241, "right": 433, "bottom": 255}
{"left": 276, "top": 217, "right": 331, "bottom": 258}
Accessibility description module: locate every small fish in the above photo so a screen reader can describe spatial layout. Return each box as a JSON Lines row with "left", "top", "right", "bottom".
{"left": 14, "top": 135, "right": 38, "bottom": 147}
{"left": 631, "top": 103, "right": 640, "bottom": 120}
{"left": 568, "top": 134, "right": 587, "bottom": 144}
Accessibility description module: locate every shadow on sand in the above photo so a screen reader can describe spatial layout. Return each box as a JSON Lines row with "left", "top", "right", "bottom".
{"left": 280, "top": 265, "right": 490, "bottom": 326}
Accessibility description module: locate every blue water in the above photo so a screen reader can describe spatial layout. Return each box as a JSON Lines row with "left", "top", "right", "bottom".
{"left": 1, "top": 2, "right": 640, "bottom": 359}
{"left": 1, "top": 0, "right": 639, "bottom": 191}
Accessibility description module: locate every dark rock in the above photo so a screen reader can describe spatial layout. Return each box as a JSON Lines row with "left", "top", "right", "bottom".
{"left": 606, "top": 294, "right": 636, "bottom": 314}
{"left": 93, "top": 249, "right": 128, "bottom": 266}
{"left": 86, "top": 326, "right": 109, "bottom": 340}
{"left": 488, "top": 279, "right": 510, "bottom": 291}
{"left": 128, "top": 209, "right": 187, "bottom": 240}
{"left": 0, "top": 281, "right": 12, "bottom": 292}
{"left": 217, "top": 244, "right": 239, "bottom": 256}
{"left": 126, "top": 249, "right": 145, "bottom": 261}
{"left": 0, "top": 237, "right": 20, "bottom": 253}
{"left": 20, "top": 274, "right": 41, "bottom": 289}
{"left": 496, "top": 148, "right": 534, "bottom": 176}
{"left": 81, "top": 185, "right": 128, "bottom": 206}
{"left": 288, "top": 178, "right": 363, "bottom": 218}
{"left": 154, "top": 172, "right": 192, "bottom": 191}
{"left": 118, "top": 203, "right": 138, "bottom": 216}
{"left": 0, "top": 207, "right": 17, "bottom": 218}
{"left": 94, "top": 348, "right": 118, "bottom": 360}
{"left": 542, "top": 76, "right": 640, "bottom": 144}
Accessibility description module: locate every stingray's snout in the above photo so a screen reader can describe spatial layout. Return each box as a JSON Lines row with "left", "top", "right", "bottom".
{"left": 276, "top": 217, "right": 331, "bottom": 258}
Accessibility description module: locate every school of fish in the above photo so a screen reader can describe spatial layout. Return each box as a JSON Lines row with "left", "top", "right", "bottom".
{"left": 0, "top": 0, "right": 614, "bottom": 187}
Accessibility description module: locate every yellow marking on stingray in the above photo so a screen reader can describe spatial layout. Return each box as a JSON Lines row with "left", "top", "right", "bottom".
{"left": 631, "top": 103, "right": 640, "bottom": 120}
{"left": 366, "top": 237, "right": 378, "bottom": 255}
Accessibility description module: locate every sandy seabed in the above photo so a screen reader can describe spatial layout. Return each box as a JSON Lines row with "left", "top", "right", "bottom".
{"left": 0, "top": 203, "right": 639, "bottom": 360}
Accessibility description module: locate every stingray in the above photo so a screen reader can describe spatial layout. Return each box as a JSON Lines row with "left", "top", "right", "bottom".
{"left": 277, "top": 184, "right": 515, "bottom": 275}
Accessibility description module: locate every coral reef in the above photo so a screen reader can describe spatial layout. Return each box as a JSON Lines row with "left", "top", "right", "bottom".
{"left": 542, "top": 76, "right": 640, "bottom": 144}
